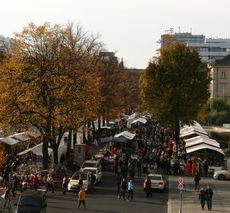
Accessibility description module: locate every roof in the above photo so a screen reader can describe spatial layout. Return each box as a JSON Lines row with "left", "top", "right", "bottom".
{"left": 215, "top": 54, "right": 230, "bottom": 66}
{"left": 131, "top": 118, "right": 147, "bottom": 125}
{"left": 184, "top": 135, "right": 220, "bottom": 148}
{"left": 0, "top": 137, "right": 20, "bottom": 145}
{"left": 180, "top": 121, "right": 208, "bottom": 138}
{"left": 186, "top": 143, "right": 225, "bottom": 155}
{"left": 114, "top": 131, "right": 136, "bottom": 140}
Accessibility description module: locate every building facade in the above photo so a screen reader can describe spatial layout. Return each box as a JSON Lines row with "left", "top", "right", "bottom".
{"left": 161, "top": 32, "right": 230, "bottom": 63}
{"left": 211, "top": 54, "right": 230, "bottom": 102}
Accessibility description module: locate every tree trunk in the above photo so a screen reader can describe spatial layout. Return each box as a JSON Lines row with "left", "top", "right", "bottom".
{"left": 175, "top": 120, "right": 180, "bottom": 157}
{"left": 102, "top": 110, "right": 106, "bottom": 126}
{"left": 42, "top": 140, "right": 49, "bottom": 169}
{"left": 73, "top": 131, "right": 77, "bottom": 145}
{"left": 98, "top": 116, "right": 101, "bottom": 130}
{"left": 53, "top": 144, "right": 59, "bottom": 165}
{"left": 66, "top": 130, "right": 72, "bottom": 159}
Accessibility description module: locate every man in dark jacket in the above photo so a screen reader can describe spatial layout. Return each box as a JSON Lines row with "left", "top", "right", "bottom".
{"left": 206, "top": 185, "right": 213, "bottom": 210}
{"left": 120, "top": 178, "right": 127, "bottom": 200}
{"left": 194, "top": 172, "right": 201, "bottom": 191}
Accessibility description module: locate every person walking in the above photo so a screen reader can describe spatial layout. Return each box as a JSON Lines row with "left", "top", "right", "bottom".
{"left": 199, "top": 187, "right": 206, "bottom": 210}
{"left": 46, "top": 174, "right": 54, "bottom": 193}
{"left": 127, "top": 179, "right": 134, "bottom": 201}
{"left": 206, "top": 185, "right": 213, "bottom": 210}
{"left": 137, "top": 158, "right": 142, "bottom": 177}
{"left": 194, "top": 172, "right": 201, "bottom": 191}
{"left": 62, "top": 175, "right": 69, "bottom": 195}
{"left": 203, "top": 160, "right": 209, "bottom": 177}
{"left": 144, "top": 177, "right": 152, "bottom": 197}
{"left": 116, "top": 174, "right": 122, "bottom": 198}
{"left": 78, "top": 187, "right": 86, "bottom": 209}
{"left": 120, "top": 178, "right": 127, "bottom": 200}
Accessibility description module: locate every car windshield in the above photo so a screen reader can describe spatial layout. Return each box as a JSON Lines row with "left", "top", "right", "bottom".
{"left": 19, "top": 196, "right": 42, "bottom": 206}
{"left": 149, "top": 176, "right": 162, "bottom": 181}
{"left": 83, "top": 169, "right": 96, "bottom": 174}
{"left": 72, "top": 172, "right": 88, "bottom": 180}
{"left": 82, "top": 162, "right": 97, "bottom": 167}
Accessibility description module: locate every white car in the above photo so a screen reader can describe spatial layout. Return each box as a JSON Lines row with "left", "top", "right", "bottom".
{"left": 82, "top": 160, "right": 101, "bottom": 171}
{"left": 68, "top": 171, "right": 93, "bottom": 192}
{"left": 213, "top": 170, "right": 230, "bottom": 180}
{"left": 81, "top": 167, "right": 102, "bottom": 184}
{"left": 148, "top": 174, "right": 166, "bottom": 191}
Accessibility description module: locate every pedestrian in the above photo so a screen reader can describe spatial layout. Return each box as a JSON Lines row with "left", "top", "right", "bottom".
{"left": 78, "top": 176, "right": 83, "bottom": 189}
{"left": 127, "top": 179, "right": 134, "bottom": 201}
{"left": 137, "top": 158, "right": 142, "bottom": 177}
{"left": 78, "top": 187, "right": 86, "bottom": 209}
{"left": 203, "top": 160, "right": 209, "bottom": 177}
{"left": 90, "top": 173, "right": 96, "bottom": 192}
{"left": 192, "top": 161, "right": 196, "bottom": 177}
{"left": 120, "top": 178, "right": 127, "bottom": 200}
{"left": 116, "top": 174, "right": 122, "bottom": 198}
{"left": 144, "top": 177, "right": 152, "bottom": 197}
{"left": 198, "top": 187, "right": 206, "bottom": 210}
{"left": 46, "top": 174, "right": 54, "bottom": 193}
{"left": 206, "top": 185, "right": 213, "bottom": 210}
{"left": 194, "top": 172, "right": 201, "bottom": 191}
{"left": 62, "top": 175, "right": 69, "bottom": 195}
{"left": 32, "top": 174, "right": 38, "bottom": 190}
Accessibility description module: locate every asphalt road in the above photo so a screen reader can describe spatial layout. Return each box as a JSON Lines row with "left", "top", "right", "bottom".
{"left": 3, "top": 171, "right": 168, "bottom": 213}
{"left": 46, "top": 171, "right": 168, "bottom": 213}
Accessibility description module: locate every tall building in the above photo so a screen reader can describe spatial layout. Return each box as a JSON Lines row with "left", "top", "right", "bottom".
{"left": 161, "top": 32, "right": 230, "bottom": 63}
{"left": 0, "top": 35, "right": 9, "bottom": 52}
{"left": 211, "top": 55, "right": 230, "bottom": 102}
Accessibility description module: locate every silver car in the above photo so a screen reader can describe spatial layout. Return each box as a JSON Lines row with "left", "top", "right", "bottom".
{"left": 213, "top": 170, "right": 230, "bottom": 180}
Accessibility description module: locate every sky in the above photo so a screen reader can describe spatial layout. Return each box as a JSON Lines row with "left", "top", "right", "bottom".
{"left": 1, "top": 0, "right": 230, "bottom": 68}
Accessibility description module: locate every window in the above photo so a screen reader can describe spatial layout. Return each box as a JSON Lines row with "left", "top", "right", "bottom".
{"left": 221, "top": 71, "right": 226, "bottom": 79}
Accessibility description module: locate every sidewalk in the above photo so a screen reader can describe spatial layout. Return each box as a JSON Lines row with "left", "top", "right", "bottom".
{"left": 168, "top": 176, "right": 230, "bottom": 213}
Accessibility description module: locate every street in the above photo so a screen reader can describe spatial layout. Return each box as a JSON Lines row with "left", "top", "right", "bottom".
{"left": 2, "top": 171, "right": 168, "bottom": 213}
{"left": 46, "top": 171, "right": 168, "bottom": 213}
{"left": 2, "top": 172, "right": 230, "bottom": 213}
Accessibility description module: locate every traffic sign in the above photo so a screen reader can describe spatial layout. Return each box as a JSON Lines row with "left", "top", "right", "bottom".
{"left": 178, "top": 177, "right": 184, "bottom": 184}
{"left": 178, "top": 183, "right": 184, "bottom": 191}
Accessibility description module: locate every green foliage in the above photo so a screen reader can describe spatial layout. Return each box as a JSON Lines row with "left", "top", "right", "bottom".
{"left": 205, "top": 98, "right": 230, "bottom": 125}
{"left": 140, "top": 42, "right": 210, "bottom": 129}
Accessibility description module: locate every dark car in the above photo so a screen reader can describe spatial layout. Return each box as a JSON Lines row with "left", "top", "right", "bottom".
{"left": 15, "top": 192, "right": 47, "bottom": 213}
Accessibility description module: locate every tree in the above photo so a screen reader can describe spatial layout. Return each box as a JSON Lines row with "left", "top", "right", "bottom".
{"left": 97, "top": 52, "right": 124, "bottom": 126}
{"left": 205, "top": 98, "right": 230, "bottom": 125}
{"left": 140, "top": 42, "right": 210, "bottom": 152}
{"left": 0, "top": 23, "right": 102, "bottom": 168}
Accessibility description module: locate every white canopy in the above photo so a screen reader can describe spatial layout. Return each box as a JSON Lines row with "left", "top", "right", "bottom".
{"left": 12, "top": 132, "right": 31, "bottom": 142}
{"left": 184, "top": 135, "right": 220, "bottom": 148}
{"left": 180, "top": 121, "right": 208, "bottom": 138}
{"left": 186, "top": 143, "right": 225, "bottom": 156}
{"left": 17, "top": 143, "right": 53, "bottom": 156}
{"left": 0, "top": 137, "right": 20, "bottom": 145}
{"left": 131, "top": 117, "right": 147, "bottom": 125}
{"left": 114, "top": 131, "right": 136, "bottom": 140}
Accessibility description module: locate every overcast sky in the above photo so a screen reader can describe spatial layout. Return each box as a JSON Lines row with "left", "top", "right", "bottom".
{"left": 1, "top": 0, "right": 230, "bottom": 68}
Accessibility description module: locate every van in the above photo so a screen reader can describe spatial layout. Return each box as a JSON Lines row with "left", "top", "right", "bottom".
{"left": 81, "top": 160, "right": 101, "bottom": 171}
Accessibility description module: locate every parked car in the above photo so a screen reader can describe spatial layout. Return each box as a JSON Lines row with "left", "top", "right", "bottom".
{"left": 81, "top": 160, "right": 101, "bottom": 171}
{"left": 213, "top": 169, "right": 230, "bottom": 180}
{"left": 68, "top": 171, "right": 94, "bottom": 192}
{"left": 15, "top": 192, "right": 47, "bottom": 213}
{"left": 148, "top": 173, "right": 166, "bottom": 191}
{"left": 81, "top": 167, "right": 102, "bottom": 184}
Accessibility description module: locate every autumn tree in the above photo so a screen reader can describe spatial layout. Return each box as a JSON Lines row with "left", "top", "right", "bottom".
{"left": 121, "top": 68, "right": 142, "bottom": 114}
{"left": 0, "top": 23, "right": 102, "bottom": 168}
{"left": 140, "top": 42, "right": 210, "bottom": 152}
{"left": 96, "top": 52, "right": 125, "bottom": 128}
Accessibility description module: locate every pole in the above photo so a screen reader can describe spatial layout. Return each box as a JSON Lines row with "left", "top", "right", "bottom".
{"left": 179, "top": 190, "right": 182, "bottom": 213}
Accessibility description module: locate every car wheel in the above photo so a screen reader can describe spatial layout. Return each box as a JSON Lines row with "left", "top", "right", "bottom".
{"left": 218, "top": 174, "right": 225, "bottom": 180}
